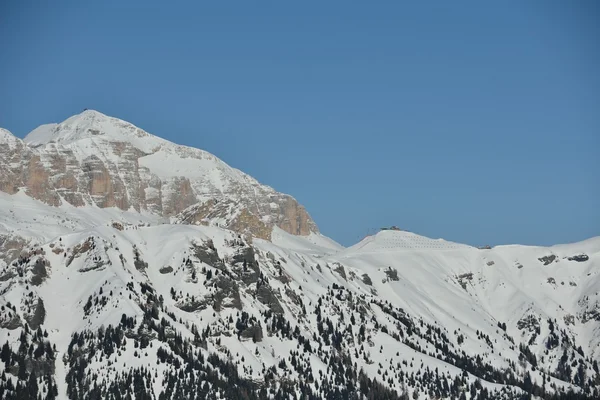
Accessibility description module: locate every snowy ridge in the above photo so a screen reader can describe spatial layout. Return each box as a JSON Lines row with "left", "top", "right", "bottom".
{"left": 340, "top": 229, "right": 473, "bottom": 256}
{"left": 23, "top": 110, "right": 244, "bottom": 185}
{"left": 22, "top": 124, "right": 59, "bottom": 147}
{"left": 0, "top": 190, "right": 598, "bottom": 399}
{"left": 269, "top": 226, "right": 343, "bottom": 257}
{"left": 24, "top": 111, "right": 168, "bottom": 152}
{"left": 0, "top": 128, "right": 22, "bottom": 149}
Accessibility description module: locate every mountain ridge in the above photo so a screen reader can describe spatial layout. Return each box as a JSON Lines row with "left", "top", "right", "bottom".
{"left": 0, "top": 192, "right": 597, "bottom": 399}
{"left": 0, "top": 111, "right": 599, "bottom": 400}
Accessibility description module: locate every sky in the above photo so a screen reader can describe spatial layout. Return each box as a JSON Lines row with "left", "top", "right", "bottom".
{"left": 0, "top": 1, "right": 598, "bottom": 247}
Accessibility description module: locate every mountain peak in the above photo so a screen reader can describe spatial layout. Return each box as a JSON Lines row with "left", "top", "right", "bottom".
{"left": 0, "top": 127, "right": 22, "bottom": 147}
{"left": 24, "top": 110, "right": 168, "bottom": 152}
{"left": 340, "top": 228, "right": 472, "bottom": 256}
{"left": 9, "top": 110, "right": 319, "bottom": 240}
{"left": 61, "top": 109, "right": 123, "bottom": 129}
{"left": 0, "top": 127, "right": 15, "bottom": 140}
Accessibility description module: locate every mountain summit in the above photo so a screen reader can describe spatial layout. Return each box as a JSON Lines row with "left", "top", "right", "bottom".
{"left": 24, "top": 110, "right": 169, "bottom": 150}
{"left": 1, "top": 110, "right": 317, "bottom": 240}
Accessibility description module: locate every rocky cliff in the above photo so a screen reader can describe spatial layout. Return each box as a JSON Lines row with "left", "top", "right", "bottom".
{"left": 0, "top": 110, "right": 317, "bottom": 240}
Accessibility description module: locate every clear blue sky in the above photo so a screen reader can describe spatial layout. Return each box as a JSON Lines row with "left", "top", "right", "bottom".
{"left": 1, "top": 1, "right": 598, "bottom": 246}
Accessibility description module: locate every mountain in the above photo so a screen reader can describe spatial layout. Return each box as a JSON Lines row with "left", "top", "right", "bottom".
{"left": 0, "top": 110, "right": 317, "bottom": 240}
{"left": 0, "top": 112, "right": 599, "bottom": 400}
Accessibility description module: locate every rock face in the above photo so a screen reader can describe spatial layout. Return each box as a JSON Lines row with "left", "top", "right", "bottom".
{"left": 569, "top": 254, "right": 590, "bottom": 262}
{"left": 0, "top": 110, "right": 318, "bottom": 240}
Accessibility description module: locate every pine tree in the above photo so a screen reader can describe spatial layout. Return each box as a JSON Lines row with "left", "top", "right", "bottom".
{"left": 28, "top": 369, "right": 38, "bottom": 398}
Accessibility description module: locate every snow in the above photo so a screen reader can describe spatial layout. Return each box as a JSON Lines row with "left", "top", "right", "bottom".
{"left": 18, "top": 110, "right": 286, "bottom": 226}
{"left": 24, "top": 110, "right": 168, "bottom": 152}
{"left": 23, "top": 123, "right": 59, "bottom": 146}
{"left": 138, "top": 148, "right": 238, "bottom": 194}
{"left": 1, "top": 109, "right": 598, "bottom": 399}
{"left": 0, "top": 128, "right": 22, "bottom": 148}
{"left": 0, "top": 188, "right": 598, "bottom": 398}
{"left": 0, "top": 190, "right": 162, "bottom": 242}
{"left": 0, "top": 127, "right": 15, "bottom": 141}
{"left": 270, "top": 226, "right": 343, "bottom": 256}
{"left": 340, "top": 229, "right": 473, "bottom": 256}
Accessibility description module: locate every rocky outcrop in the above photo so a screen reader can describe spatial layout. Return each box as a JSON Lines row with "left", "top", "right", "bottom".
{"left": 25, "top": 298, "right": 46, "bottom": 330}
{"left": 174, "top": 195, "right": 316, "bottom": 241}
{"left": 30, "top": 258, "right": 48, "bottom": 286}
{"left": 568, "top": 254, "right": 589, "bottom": 262}
{"left": 0, "top": 235, "right": 29, "bottom": 265}
{"left": 278, "top": 197, "right": 315, "bottom": 236}
{"left": 538, "top": 254, "right": 557, "bottom": 266}
{"left": 0, "top": 110, "right": 319, "bottom": 240}
{"left": 256, "top": 284, "right": 283, "bottom": 314}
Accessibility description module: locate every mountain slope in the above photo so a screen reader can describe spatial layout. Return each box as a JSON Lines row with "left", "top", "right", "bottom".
{"left": 1, "top": 110, "right": 316, "bottom": 240}
{"left": 0, "top": 192, "right": 598, "bottom": 399}
{"left": 0, "top": 111, "right": 599, "bottom": 399}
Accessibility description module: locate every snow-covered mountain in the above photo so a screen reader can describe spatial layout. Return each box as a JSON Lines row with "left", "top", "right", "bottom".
{"left": 0, "top": 110, "right": 316, "bottom": 240}
{"left": 0, "top": 112, "right": 599, "bottom": 400}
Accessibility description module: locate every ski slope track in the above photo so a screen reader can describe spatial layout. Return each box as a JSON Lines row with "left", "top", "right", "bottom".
{"left": 0, "top": 111, "right": 599, "bottom": 400}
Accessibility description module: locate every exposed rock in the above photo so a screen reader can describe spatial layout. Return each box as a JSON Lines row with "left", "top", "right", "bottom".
{"left": 0, "top": 235, "right": 29, "bottom": 266}
{"left": 0, "top": 313, "right": 21, "bottom": 330}
{"left": 159, "top": 266, "right": 173, "bottom": 274}
{"left": 361, "top": 273, "right": 373, "bottom": 286}
{"left": 213, "top": 276, "right": 242, "bottom": 312}
{"left": 228, "top": 207, "right": 272, "bottom": 241}
{"left": 232, "top": 246, "right": 256, "bottom": 266}
{"left": 240, "top": 324, "right": 263, "bottom": 342}
{"left": 568, "top": 254, "right": 589, "bottom": 262}
{"left": 25, "top": 155, "right": 61, "bottom": 206}
{"left": 256, "top": 284, "right": 283, "bottom": 314}
{"left": 162, "top": 177, "right": 197, "bottom": 216}
{"left": 0, "top": 270, "right": 16, "bottom": 282}
{"left": 66, "top": 238, "right": 93, "bottom": 267}
{"left": 277, "top": 197, "right": 315, "bottom": 236}
{"left": 517, "top": 315, "right": 539, "bottom": 333}
{"left": 79, "top": 258, "right": 110, "bottom": 273}
{"left": 0, "top": 110, "right": 319, "bottom": 241}
{"left": 564, "top": 314, "right": 575, "bottom": 326}
{"left": 275, "top": 273, "right": 291, "bottom": 285}
{"left": 538, "top": 255, "right": 557, "bottom": 266}
{"left": 133, "top": 249, "right": 148, "bottom": 272}
{"left": 30, "top": 258, "right": 48, "bottom": 286}
{"left": 25, "top": 298, "right": 46, "bottom": 330}
{"left": 333, "top": 263, "right": 347, "bottom": 281}
{"left": 177, "top": 299, "right": 207, "bottom": 313}
{"left": 284, "top": 288, "right": 303, "bottom": 308}
{"left": 384, "top": 267, "right": 399, "bottom": 282}
{"left": 236, "top": 257, "right": 261, "bottom": 286}
{"left": 192, "top": 240, "right": 223, "bottom": 269}
{"left": 456, "top": 272, "right": 474, "bottom": 290}
{"left": 458, "top": 272, "right": 474, "bottom": 280}
{"left": 581, "top": 308, "right": 600, "bottom": 323}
